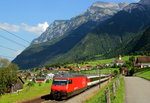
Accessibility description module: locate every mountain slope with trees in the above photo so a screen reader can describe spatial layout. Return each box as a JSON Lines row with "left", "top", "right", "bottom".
{"left": 13, "top": 0, "right": 150, "bottom": 69}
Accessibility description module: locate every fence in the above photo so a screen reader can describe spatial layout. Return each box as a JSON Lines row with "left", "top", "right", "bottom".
{"left": 86, "top": 76, "right": 123, "bottom": 103}
{"left": 105, "top": 76, "right": 121, "bottom": 103}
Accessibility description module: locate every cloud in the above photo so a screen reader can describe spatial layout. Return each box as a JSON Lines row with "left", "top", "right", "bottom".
{"left": 0, "top": 22, "right": 49, "bottom": 35}
{"left": 21, "top": 22, "right": 49, "bottom": 35}
{"left": 0, "top": 23, "right": 20, "bottom": 32}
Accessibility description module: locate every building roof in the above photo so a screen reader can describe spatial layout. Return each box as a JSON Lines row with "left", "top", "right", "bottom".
{"left": 27, "top": 76, "right": 33, "bottom": 79}
{"left": 86, "top": 65, "right": 92, "bottom": 67}
{"left": 114, "top": 60, "right": 125, "bottom": 63}
{"left": 36, "top": 77, "right": 46, "bottom": 81}
{"left": 58, "top": 68, "right": 70, "bottom": 71}
{"left": 120, "top": 67, "right": 128, "bottom": 70}
{"left": 41, "top": 67, "right": 46, "bottom": 71}
{"left": 136, "top": 56, "right": 150, "bottom": 63}
{"left": 19, "top": 72, "right": 30, "bottom": 75}
{"left": 73, "top": 68, "right": 80, "bottom": 71}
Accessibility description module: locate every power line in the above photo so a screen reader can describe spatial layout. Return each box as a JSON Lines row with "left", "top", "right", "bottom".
{"left": 0, "top": 55, "right": 15, "bottom": 59}
{"left": 0, "top": 27, "right": 30, "bottom": 43}
{"left": 0, "top": 45, "right": 18, "bottom": 52}
{"left": 0, "top": 34, "right": 26, "bottom": 48}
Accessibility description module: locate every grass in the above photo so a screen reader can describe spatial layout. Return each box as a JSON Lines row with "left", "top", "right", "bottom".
{"left": 86, "top": 77, "right": 125, "bottom": 103}
{"left": 112, "top": 77, "right": 125, "bottom": 103}
{"left": 68, "top": 55, "right": 139, "bottom": 67}
{"left": 80, "top": 68, "right": 119, "bottom": 75}
{"left": 0, "top": 82, "right": 52, "bottom": 103}
{"left": 136, "top": 71, "right": 150, "bottom": 80}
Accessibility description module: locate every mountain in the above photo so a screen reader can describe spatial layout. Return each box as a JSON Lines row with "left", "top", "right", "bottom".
{"left": 13, "top": 0, "right": 150, "bottom": 69}
{"left": 31, "top": 1, "right": 128, "bottom": 44}
{"left": 124, "top": 26, "right": 150, "bottom": 54}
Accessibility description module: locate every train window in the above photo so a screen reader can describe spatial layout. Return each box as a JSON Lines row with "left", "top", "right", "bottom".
{"left": 90, "top": 77, "right": 100, "bottom": 82}
{"left": 53, "top": 79, "right": 68, "bottom": 85}
{"left": 68, "top": 80, "right": 72, "bottom": 84}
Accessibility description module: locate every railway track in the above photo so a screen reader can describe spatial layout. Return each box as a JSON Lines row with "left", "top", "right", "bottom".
{"left": 20, "top": 77, "right": 110, "bottom": 103}
{"left": 19, "top": 94, "right": 65, "bottom": 103}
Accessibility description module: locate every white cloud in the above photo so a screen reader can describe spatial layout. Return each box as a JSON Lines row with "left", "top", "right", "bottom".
{"left": 0, "top": 23, "right": 20, "bottom": 32}
{"left": 21, "top": 22, "right": 49, "bottom": 35}
{"left": 0, "top": 22, "right": 49, "bottom": 35}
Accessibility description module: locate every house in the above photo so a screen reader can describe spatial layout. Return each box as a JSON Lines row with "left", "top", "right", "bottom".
{"left": 86, "top": 65, "right": 92, "bottom": 70}
{"left": 27, "top": 76, "right": 33, "bottom": 81}
{"left": 135, "top": 56, "right": 150, "bottom": 68}
{"left": 119, "top": 67, "right": 128, "bottom": 76}
{"left": 80, "top": 66, "right": 88, "bottom": 70}
{"left": 18, "top": 72, "right": 30, "bottom": 78}
{"left": 58, "top": 68, "right": 70, "bottom": 71}
{"left": 41, "top": 67, "right": 46, "bottom": 71}
{"left": 73, "top": 68, "right": 81, "bottom": 71}
{"left": 11, "top": 77, "right": 24, "bottom": 93}
{"left": 30, "top": 73, "right": 35, "bottom": 77}
{"left": 36, "top": 77, "right": 47, "bottom": 83}
{"left": 112, "top": 55, "right": 125, "bottom": 66}
{"left": 46, "top": 73, "right": 54, "bottom": 80}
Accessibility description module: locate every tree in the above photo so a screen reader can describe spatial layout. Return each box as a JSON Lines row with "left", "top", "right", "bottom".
{"left": 27, "top": 81, "right": 34, "bottom": 87}
{"left": 0, "top": 58, "right": 19, "bottom": 94}
{"left": 113, "top": 70, "right": 119, "bottom": 76}
{"left": 129, "top": 56, "right": 135, "bottom": 65}
{"left": 32, "top": 78, "right": 36, "bottom": 83}
{"left": 46, "top": 79, "right": 50, "bottom": 83}
{"left": 0, "top": 59, "right": 10, "bottom": 67}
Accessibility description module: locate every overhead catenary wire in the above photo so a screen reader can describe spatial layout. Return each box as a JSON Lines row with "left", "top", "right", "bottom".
{"left": 0, "top": 55, "right": 15, "bottom": 59}
{"left": 0, "top": 34, "right": 26, "bottom": 48}
{"left": 0, "top": 27, "right": 28, "bottom": 59}
{"left": 0, "top": 27, "right": 30, "bottom": 43}
{"left": 0, "top": 45, "right": 18, "bottom": 52}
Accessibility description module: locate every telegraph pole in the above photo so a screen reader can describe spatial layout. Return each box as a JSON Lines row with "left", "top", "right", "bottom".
{"left": 98, "top": 66, "right": 101, "bottom": 88}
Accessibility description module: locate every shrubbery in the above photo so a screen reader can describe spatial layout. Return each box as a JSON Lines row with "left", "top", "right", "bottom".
{"left": 0, "top": 59, "right": 19, "bottom": 95}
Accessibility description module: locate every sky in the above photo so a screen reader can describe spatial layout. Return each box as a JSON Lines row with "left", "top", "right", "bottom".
{"left": 0, "top": 0, "right": 140, "bottom": 61}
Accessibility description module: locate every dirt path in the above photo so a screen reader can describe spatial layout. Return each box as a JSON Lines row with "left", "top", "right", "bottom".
{"left": 125, "top": 77, "right": 150, "bottom": 103}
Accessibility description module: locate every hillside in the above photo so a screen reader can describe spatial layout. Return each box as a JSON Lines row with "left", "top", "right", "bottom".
{"left": 13, "top": 0, "right": 150, "bottom": 69}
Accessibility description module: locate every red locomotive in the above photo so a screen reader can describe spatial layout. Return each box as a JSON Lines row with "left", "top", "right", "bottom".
{"left": 50, "top": 73, "right": 109, "bottom": 100}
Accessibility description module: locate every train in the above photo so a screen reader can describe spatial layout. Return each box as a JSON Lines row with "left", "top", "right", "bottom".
{"left": 50, "top": 73, "right": 109, "bottom": 100}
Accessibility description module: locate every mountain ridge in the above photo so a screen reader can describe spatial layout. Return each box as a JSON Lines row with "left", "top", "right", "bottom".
{"left": 31, "top": 1, "right": 128, "bottom": 44}
{"left": 13, "top": 0, "right": 150, "bottom": 69}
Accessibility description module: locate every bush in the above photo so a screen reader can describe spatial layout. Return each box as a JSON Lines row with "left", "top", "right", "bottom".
{"left": 114, "top": 70, "right": 119, "bottom": 76}
{"left": 32, "top": 78, "right": 36, "bottom": 83}
{"left": 39, "top": 83, "right": 42, "bottom": 86}
{"left": 27, "top": 81, "right": 34, "bottom": 87}
{"left": 46, "top": 79, "right": 50, "bottom": 83}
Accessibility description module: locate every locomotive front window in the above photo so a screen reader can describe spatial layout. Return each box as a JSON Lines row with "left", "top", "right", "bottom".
{"left": 53, "top": 79, "right": 68, "bottom": 85}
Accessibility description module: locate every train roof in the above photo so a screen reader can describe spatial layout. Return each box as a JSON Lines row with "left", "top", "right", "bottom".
{"left": 87, "top": 74, "right": 107, "bottom": 78}
{"left": 54, "top": 73, "right": 87, "bottom": 78}
{"left": 54, "top": 73, "right": 108, "bottom": 78}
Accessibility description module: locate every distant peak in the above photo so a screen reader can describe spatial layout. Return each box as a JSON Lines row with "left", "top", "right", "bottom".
{"left": 91, "top": 1, "right": 128, "bottom": 10}
{"left": 92, "top": 1, "right": 119, "bottom": 8}
{"left": 139, "top": 0, "right": 150, "bottom": 5}
{"left": 118, "top": 2, "right": 129, "bottom": 9}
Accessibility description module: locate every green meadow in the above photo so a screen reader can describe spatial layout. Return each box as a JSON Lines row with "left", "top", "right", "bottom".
{"left": 136, "top": 71, "right": 150, "bottom": 80}
{"left": 0, "top": 82, "right": 52, "bottom": 103}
